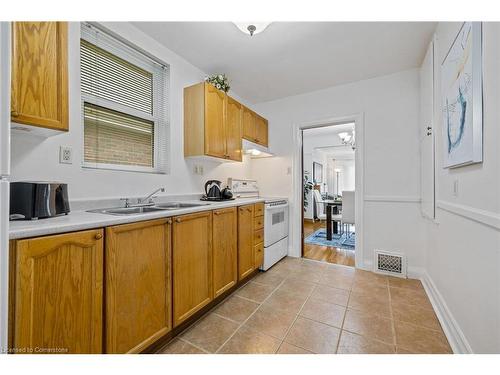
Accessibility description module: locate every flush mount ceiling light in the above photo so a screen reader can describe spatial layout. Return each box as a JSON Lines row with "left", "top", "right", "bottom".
{"left": 234, "top": 22, "right": 271, "bottom": 36}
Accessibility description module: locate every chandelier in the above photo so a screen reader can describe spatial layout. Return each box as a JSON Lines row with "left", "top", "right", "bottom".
{"left": 338, "top": 130, "right": 356, "bottom": 150}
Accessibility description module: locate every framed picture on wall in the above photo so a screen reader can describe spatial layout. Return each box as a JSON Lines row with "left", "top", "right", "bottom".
{"left": 313, "top": 162, "right": 323, "bottom": 183}
{"left": 441, "top": 22, "right": 483, "bottom": 168}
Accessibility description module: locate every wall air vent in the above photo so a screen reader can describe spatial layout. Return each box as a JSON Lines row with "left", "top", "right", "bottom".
{"left": 373, "top": 250, "right": 407, "bottom": 278}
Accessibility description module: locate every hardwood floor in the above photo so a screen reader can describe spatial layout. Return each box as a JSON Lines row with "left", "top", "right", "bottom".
{"left": 303, "top": 220, "right": 355, "bottom": 267}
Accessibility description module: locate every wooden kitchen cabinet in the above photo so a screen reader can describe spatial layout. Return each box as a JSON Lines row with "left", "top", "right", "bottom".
{"left": 11, "top": 22, "right": 69, "bottom": 131}
{"left": 242, "top": 106, "right": 269, "bottom": 147}
{"left": 184, "top": 82, "right": 242, "bottom": 161}
{"left": 212, "top": 207, "right": 238, "bottom": 298}
{"left": 253, "top": 203, "right": 265, "bottom": 268}
{"left": 105, "top": 219, "right": 172, "bottom": 354}
{"left": 10, "top": 229, "right": 103, "bottom": 354}
{"left": 172, "top": 211, "right": 213, "bottom": 326}
{"left": 238, "top": 204, "right": 255, "bottom": 280}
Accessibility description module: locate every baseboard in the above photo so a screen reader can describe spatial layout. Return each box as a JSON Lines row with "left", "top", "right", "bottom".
{"left": 420, "top": 271, "right": 473, "bottom": 354}
{"left": 362, "top": 260, "right": 423, "bottom": 279}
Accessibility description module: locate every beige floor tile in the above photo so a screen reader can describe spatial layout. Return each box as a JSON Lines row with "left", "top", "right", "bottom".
{"left": 299, "top": 297, "right": 346, "bottom": 328}
{"left": 299, "top": 260, "right": 327, "bottom": 273}
{"left": 388, "top": 277, "right": 424, "bottom": 291}
{"left": 390, "top": 287, "right": 433, "bottom": 310}
{"left": 351, "top": 279, "right": 390, "bottom": 296}
{"left": 181, "top": 313, "right": 239, "bottom": 353}
{"left": 323, "top": 265, "right": 355, "bottom": 279}
{"left": 354, "top": 269, "right": 388, "bottom": 286}
{"left": 348, "top": 291, "right": 391, "bottom": 318}
{"left": 285, "top": 316, "right": 340, "bottom": 354}
{"left": 396, "top": 347, "right": 418, "bottom": 354}
{"left": 277, "top": 342, "right": 313, "bottom": 354}
{"left": 394, "top": 321, "right": 452, "bottom": 354}
{"left": 252, "top": 272, "right": 286, "bottom": 287}
{"left": 262, "top": 289, "right": 308, "bottom": 314}
{"left": 213, "top": 295, "right": 259, "bottom": 323}
{"left": 244, "top": 304, "right": 297, "bottom": 339}
{"left": 318, "top": 273, "right": 354, "bottom": 291}
{"left": 310, "top": 284, "right": 350, "bottom": 306}
{"left": 392, "top": 301, "right": 442, "bottom": 331}
{"left": 337, "top": 331, "right": 395, "bottom": 354}
{"left": 287, "top": 268, "right": 323, "bottom": 283}
{"left": 343, "top": 309, "right": 394, "bottom": 344}
{"left": 278, "top": 278, "right": 316, "bottom": 298}
{"left": 159, "top": 338, "right": 206, "bottom": 354}
{"left": 235, "top": 281, "right": 276, "bottom": 303}
{"left": 218, "top": 326, "right": 281, "bottom": 354}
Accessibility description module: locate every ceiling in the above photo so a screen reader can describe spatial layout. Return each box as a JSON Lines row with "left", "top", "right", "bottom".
{"left": 132, "top": 22, "right": 436, "bottom": 103}
{"left": 303, "top": 122, "right": 354, "bottom": 136}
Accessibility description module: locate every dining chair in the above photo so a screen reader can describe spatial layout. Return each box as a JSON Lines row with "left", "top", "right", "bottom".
{"left": 341, "top": 190, "right": 355, "bottom": 236}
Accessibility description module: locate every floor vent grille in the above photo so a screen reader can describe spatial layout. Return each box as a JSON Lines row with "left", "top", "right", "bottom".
{"left": 374, "top": 250, "right": 407, "bottom": 278}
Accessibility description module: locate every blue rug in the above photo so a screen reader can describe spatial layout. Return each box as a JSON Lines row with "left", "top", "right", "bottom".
{"left": 305, "top": 228, "right": 355, "bottom": 250}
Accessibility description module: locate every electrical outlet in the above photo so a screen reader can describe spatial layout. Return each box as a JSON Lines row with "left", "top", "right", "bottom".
{"left": 193, "top": 165, "right": 204, "bottom": 175}
{"left": 453, "top": 179, "right": 459, "bottom": 197}
{"left": 59, "top": 146, "right": 73, "bottom": 164}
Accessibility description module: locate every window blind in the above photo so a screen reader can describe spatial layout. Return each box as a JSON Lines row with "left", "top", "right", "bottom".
{"left": 81, "top": 22, "right": 169, "bottom": 173}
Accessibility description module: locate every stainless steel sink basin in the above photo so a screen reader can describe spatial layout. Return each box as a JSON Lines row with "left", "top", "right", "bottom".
{"left": 154, "top": 202, "right": 209, "bottom": 210}
{"left": 88, "top": 206, "right": 169, "bottom": 216}
{"left": 88, "top": 202, "right": 210, "bottom": 216}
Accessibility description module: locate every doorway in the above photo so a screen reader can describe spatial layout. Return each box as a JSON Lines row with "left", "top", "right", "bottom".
{"left": 292, "top": 114, "right": 364, "bottom": 268}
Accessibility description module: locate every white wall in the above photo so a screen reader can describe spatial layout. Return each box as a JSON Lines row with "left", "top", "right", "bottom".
{"left": 423, "top": 22, "right": 500, "bottom": 353}
{"left": 252, "top": 69, "right": 425, "bottom": 269}
{"left": 10, "top": 22, "right": 254, "bottom": 201}
{"left": 332, "top": 159, "right": 355, "bottom": 194}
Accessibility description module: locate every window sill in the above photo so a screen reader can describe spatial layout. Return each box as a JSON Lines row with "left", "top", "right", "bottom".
{"left": 82, "top": 163, "right": 166, "bottom": 175}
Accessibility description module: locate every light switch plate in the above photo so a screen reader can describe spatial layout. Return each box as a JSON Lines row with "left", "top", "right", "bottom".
{"left": 59, "top": 146, "right": 73, "bottom": 164}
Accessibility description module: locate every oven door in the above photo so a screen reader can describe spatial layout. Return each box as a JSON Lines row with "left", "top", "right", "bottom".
{"left": 264, "top": 202, "right": 289, "bottom": 247}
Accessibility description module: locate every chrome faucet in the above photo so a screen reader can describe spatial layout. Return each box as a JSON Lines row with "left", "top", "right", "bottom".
{"left": 137, "top": 187, "right": 165, "bottom": 205}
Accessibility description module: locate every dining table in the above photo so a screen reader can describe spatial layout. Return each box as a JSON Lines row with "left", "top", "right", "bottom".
{"left": 322, "top": 199, "right": 343, "bottom": 241}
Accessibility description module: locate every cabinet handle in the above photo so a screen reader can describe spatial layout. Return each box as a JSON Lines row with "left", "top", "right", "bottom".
{"left": 247, "top": 208, "right": 252, "bottom": 212}
{"left": 167, "top": 218, "right": 172, "bottom": 224}
{"left": 175, "top": 218, "right": 181, "bottom": 223}
{"left": 11, "top": 110, "right": 19, "bottom": 117}
{"left": 214, "top": 211, "right": 220, "bottom": 215}
{"left": 95, "top": 233, "right": 103, "bottom": 240}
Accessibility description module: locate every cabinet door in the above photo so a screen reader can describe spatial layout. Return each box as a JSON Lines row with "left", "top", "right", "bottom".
{"left": 11, "top": 22, "right": 68, "bottom": 131}
{"left": 12, "top": 229, "right": 103, "bottom": 354}
{"left": 204, "top": 83, "right": 226, "bottom": 158}
{"left": 173, "top": 211, "right": 213, "bottom": 326}
{"left": 225, "top": 96, "right": 243, "bottom": 161}
{"left": 213, "top": 208, "right": 238, "bottom": 298}
{"left": 105, "top": 219, "right": 172, "bottom": 353}
{"left": 238, "top": 205, "right": 255, "bottom": 280}
{"left": 242, "top": 106, "right": 256, "bottom": 141}
{"left": 255, "top": 115, "right": 269, "bottom": 147}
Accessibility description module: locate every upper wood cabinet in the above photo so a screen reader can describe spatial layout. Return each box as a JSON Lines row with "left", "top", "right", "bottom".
{"left": 242, "top": 106, "right": 268, "bottom": 147}
{"left": 212, "top": 207, "right": 238, "bottom": 298}
{"left": 238, "top": 204, "right": 255, "bottom": 280}
{"left": 105, "top": 219, "right": 172, "bottom": 354}
{"left": 11, "top": 22, "right": 69, "bottom": 131}
{"left": 172, "top": 211, "right": 213, "bottom": 326}
{"left": 184, "top": 82, "right": 242, "bottom": 161}
{"left": 10, "top": 229, "right": 103, "bottom": 354}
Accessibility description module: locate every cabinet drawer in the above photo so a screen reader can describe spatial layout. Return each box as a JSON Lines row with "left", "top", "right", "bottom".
{"left": 254, "top": 215, "right": 264, "bottom": 230}
{"left": 254, "top": 242, "right": 264, "bottom": 268}
{"left": 254, "top": 203, "right": 264, "bottom": 217}
{"left": 254, "top": 228, "right": 264, "bottom": 244}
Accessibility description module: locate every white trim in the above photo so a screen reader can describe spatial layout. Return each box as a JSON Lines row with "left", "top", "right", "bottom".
{"left": 292, "top": 113, "right": 365, "bottom": 268}
{"left": 364, "top": 195, "right": 421, "bottom": 203}
{"left": 420, "top": 271, "right": 473, "bottom": 354}
{"left": 436, "top": 200, "right": 500, "bottom": 230}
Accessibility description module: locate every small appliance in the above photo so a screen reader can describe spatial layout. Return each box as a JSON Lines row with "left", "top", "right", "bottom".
{"left": 203, "top": 180, "right": 222, "bottom": 200}
{"left": 10, "top": 182, "right": 70, "bottom": 220}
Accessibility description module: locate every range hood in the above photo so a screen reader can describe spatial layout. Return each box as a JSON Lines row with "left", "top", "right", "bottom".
{"left": 242, "top": 139, "right": 274, "bottom": 158}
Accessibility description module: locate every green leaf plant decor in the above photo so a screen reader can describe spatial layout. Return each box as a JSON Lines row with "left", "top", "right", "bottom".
{"left": 205, "top": 74, "right": 230, "bottom": 93}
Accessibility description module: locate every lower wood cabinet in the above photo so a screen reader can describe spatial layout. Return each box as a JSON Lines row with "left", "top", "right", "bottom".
{"left": 172, "top": 211, "right": 213, "bottom": 326}
{"left": 10, "top": 229, "right": 103, "bottom": 353}
{"left": 212, "top": 207, "right": 238, "bottom": 298}
{"left": 238, "top": 204, "right": 255, "bottom": 280}
{"left": 105, "top": 219, "right": 172, "bottom": 353}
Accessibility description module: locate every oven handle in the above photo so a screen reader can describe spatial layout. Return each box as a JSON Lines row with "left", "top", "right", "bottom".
{"left": 265, "top": 202, "right": 289, "bottom": 210}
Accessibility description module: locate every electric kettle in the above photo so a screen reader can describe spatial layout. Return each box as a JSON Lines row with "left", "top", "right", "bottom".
{"left": 204, "top": 180, "right": 222, "bottom": 200}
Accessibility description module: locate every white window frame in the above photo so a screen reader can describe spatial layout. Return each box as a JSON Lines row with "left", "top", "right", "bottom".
{"left": 80, "top": 22, "right": 170, "bottom": 174}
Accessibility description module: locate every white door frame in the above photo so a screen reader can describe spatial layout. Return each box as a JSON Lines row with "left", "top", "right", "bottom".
{"left": 291, "top": 112, "right": 366, "bottom": 269}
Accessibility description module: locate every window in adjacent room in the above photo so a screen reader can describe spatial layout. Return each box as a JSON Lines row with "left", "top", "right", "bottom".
{"left": 80, "top": 23, "right": 169, "bottom": 173}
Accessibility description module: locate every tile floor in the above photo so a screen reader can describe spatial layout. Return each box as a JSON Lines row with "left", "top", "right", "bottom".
{"left": 159, "top": 257, "right": 452, "bottom": 354}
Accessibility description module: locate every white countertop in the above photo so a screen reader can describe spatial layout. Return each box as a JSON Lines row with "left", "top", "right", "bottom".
{"left": 9, "top": 197, "right": 279, "bottom": 240}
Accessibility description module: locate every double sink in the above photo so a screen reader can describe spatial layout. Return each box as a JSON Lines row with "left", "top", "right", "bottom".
{"left": 88, "top": 202, "right": 209, "bottom": 216}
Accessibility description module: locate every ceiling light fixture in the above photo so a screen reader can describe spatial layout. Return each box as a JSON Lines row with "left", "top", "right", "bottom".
{"left": 234, "top": 22, "right": 271, "bottom": 36}
{"left": 338, "top": 130, "right": 356, "bottom": 150}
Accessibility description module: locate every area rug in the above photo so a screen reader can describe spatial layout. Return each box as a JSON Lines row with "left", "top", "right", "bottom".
{"left": 305, "top": 228, "right": 355, "bottom": 250}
